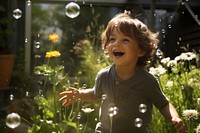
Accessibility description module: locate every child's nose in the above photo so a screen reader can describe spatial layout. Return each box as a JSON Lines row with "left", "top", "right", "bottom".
{"left": 113, "top": 40, "right": 122, "bottom": 47}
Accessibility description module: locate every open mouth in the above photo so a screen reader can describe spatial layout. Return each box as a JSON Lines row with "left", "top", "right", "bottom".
{"left": 113, "top": 51, "right": 125, "bottom": 57}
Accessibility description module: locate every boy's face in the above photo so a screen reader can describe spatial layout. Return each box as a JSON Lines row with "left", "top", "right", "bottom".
{"left": 106, "top": 27, "right": 145, "bottom": 66}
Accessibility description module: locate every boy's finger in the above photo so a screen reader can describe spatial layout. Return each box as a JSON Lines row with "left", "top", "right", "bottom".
{"left": 58, "top": 95, "right": 67, "bottom": 102}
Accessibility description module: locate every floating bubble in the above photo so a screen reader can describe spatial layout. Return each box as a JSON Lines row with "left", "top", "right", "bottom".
{"left": 27, "top": 0, "right": 31, "bottom": 6}
{"left": 6, "top": 113, "right": 21, "bottom": 129}
{"left": 79, "top": 124, "right": 83, "bottom": 130}
{"left": 13, "top": 8, "right": 22, "bottom": 19}
{"left": 168, "top": 24, "right": 172, "bottom": 29}
{"left": 108, "top": 105, "right": 118, "bottom": 117}
{"left": 101, "top": 94, "right": 107, "bottom": 100}
{"left": 35, "top": 41, "right": 41, "bottom": 49}
{"left": 82, "top": 84, "right": 87, "bottom": 89}
{"left": 76, "top": 112, "right": 81, "bottom": 120}
{"left": 139, "top": 104, "right": 147, "bottom": 113}
{"left": 10, "top": 94, "right": 14, "bottom": 101}
{"left": 26, "top": 91, "right": 30, "bottom": 97}
{"left": 134, "top": 118, "right": 143, "bottom": 128}
{"left": 161, "top": 29, "right": 165, "bottom": 34}
{"left": 65, "top": 2, "right": 80, "bottom": 18}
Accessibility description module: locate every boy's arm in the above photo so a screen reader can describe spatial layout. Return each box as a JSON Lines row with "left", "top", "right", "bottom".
{"left": 159, "top": 103, "right": 186, "bottom": 133}
{"left": 59, "top": 87, "right": 97, "bottom": 107}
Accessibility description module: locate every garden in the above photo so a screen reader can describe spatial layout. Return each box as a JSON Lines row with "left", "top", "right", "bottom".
{"left": 0, "top": 1, "right": 200, "bottom": 133}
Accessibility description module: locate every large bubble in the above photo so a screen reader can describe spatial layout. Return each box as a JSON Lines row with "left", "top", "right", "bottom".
{"left": 13, "top": 8, "right": 22, "bottom": 19}
{"left": 65, "top": 2, "right": 80, "bottom": 19}
{"left": 6, "top": 113, "right": 21, "bottom": 129}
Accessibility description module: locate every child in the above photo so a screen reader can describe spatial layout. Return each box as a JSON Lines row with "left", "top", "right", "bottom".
{"left": 59, "top": 11, "right": 185, "bottom": 133}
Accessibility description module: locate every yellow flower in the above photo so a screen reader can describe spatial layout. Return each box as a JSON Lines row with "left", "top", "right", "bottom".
{"left": 45, "top": 51, "right": 61, "bottom": 58}
{"left": 49, "top": 33, "right": 59, "bottom": 43}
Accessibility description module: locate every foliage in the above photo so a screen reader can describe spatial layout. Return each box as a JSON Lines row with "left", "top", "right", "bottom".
{"left": 148, "top": 51, "right": 200, "bottom": 133}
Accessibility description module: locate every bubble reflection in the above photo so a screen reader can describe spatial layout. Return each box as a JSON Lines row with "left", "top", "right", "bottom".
{"left": 6, "top": 113, "right": 21, "bottom": 129}
{"left": 139, "top": 104, "right": 147, "bottom": 113}
{"left": 13, "top": 8, "right": 22, "bottom": 19}
{"left": 134, "top": 118, "right": 143, "bottom": 128}
{"left": 65, "top": 2, "right": 80, "bottom": 18}
{"left": 108, "top": 105, "right": 118, "bottom": 117}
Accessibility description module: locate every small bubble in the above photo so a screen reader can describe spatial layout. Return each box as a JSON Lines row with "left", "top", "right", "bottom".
{"left": 26, "top": 91, "right": 30, "bottom": 97}
{"left": 101, "top": 94, "right": 107, "bottom": 100}
{"left": 65, "top": 2, "right": 80, "bottom": 19}
{"left": 82, "top": 84, "right": 87, "bottom": 89}
{"left": 35, "top": 41, "right": 41, "bottom": 49}
{"left": 6, "top": 113, "right": 21, "bottom": 129}
{"left": 76, "top": 112, "right": 81, "bottom": 120}
{"left": 13, "top": 8, "right": 22, "bottom": 19}
{"left": 108, "top": 106, "right": 118, "bottom": 118}
{"left": 139, "top": 104, "right": 147, "bottom": 113}
{"left": 27, "top": 0, "right": 31, "bottom": 6}
{"left": 168, "top": 24, "right": 172, "bottom": 29}
{"left": 134, "top": 118, "right": 143, "bottom": 128}
{"left": 79, "top": 124, "right": 83, "bottom": 130}
{"left": 161, "top": 29, "right": 165, "bottom": 34}
{"left": 10, "top": 94, "right": 14, "bottom": 101}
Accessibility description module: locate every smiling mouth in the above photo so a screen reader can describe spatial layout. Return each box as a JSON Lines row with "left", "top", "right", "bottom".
{"left": 113, "top": 51, "right": 125, "bottom": 57}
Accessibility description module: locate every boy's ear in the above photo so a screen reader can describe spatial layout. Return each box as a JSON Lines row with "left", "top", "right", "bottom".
{"left": 138, "top": 49, "right": 146, "bottom": 57}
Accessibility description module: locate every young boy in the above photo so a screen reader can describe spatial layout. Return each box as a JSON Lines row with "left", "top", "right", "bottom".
{"left": 59, "top": 11, "right": 185, "bottom": 133}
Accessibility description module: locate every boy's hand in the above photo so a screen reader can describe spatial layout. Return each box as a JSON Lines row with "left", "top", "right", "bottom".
{"left": 58, "top": 87, "right": 81, "bottom": 107}
{"left": 171, "top": 117, "right": 186, "bottom": 133}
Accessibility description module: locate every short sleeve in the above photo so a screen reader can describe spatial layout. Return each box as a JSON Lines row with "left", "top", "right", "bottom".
{"left": 93, "top": 69, "right": 104, "bottom": 99}
{"left": 145, "top": 76, "right": 169, "bottom": 109}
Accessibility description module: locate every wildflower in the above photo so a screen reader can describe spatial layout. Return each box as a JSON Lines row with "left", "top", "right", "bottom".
{"left": 197, "top": 98, "right": 200, "bottom": 105}
{"left": 167, "top": 60, "right": 177, "bottom": 67}
{"left": 45, "top": 51, "right": 61, "bottom": 58}
{"left": 165, "top": 80, "right": 173, "bottom": 88}
{"left": 196, "top": 124, "right": 200, "bottom": 133}
{"left": 161, "top": 57, "right": 170, "bottom": 65}
{"left": 182, "top": 109, "right": 199, "bottom": 120}
{"left": 149, "top": 65, "right": 167, "bottom": 76}
{"left": 49, "top": 33, "right": 59, "bottom": 43}
{"left": 175, "top": 52, "right": 196, "bottom": 61}
{"left": 81, "top": 108, "right": 95, "bottom": 114}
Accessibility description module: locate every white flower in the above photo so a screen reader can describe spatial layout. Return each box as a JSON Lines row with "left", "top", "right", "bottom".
{"left": 161, "top": 57, "right": 170, "bottom": 65}
{"left": 196, "top": 124, "right": 200, "bottom": 133}
{"left": 149, "top": 65, "right": 167, "bottom": 76}
{"left": 175, "top": 52, "right": 196, "bottom": 61}
{"left": 182, "top": 109, "right": 199, "bottom": 120}
{"left": 165, "top": 80, "right": 173, "bottom": 88}
{"left": 197, "top": 98, "right": 200, "bottom": 105}
{"left": 81, "top": 108, "right": 94, "bottom": 114}
{"left": 167, "top": 60, "right": 177, "bottom": 67}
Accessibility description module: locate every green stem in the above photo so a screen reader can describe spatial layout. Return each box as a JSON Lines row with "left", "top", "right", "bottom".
{"left": 109, "top": 116, "right": 113, "bottom": 133}
{"left": 83, "top": 115, "right": 89, "bottom": 133}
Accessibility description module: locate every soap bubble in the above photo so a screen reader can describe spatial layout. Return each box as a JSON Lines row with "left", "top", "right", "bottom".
{"left": 6, "top": 113, "right": 21, "bottom": 129}
{"left": 10, "top": 94, "right": 14, "bottom": 101}
{"left": 101, "top": 94, "right": 107, "bottom": 100}
{"left": 65, "top": 2, "right": 80, "bottom": 18}
{"left": 13, "top": 8, "right": 22, "bottom": 19}
{"left": 35, "top": 41, "right": 41, "bottom": 49}
{"left": 139, "top": 104, "right": 147, "bottom": 113}
{"left": 108, "top": 105, "right": 118, "bottom": 117}
{"left": 134, "top": 118, "right": 143, "bottom": 128}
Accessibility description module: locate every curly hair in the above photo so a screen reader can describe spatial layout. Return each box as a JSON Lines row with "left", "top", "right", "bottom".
{"left": 101, "top": 11, "right": 159, "bottom": 66}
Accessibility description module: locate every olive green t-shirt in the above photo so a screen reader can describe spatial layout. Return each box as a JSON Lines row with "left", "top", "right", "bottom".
{"left": 93, "top": 65, "right": 168, "bottom": 133}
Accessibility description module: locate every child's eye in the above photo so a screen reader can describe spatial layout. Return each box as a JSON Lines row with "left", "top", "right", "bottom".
{"left": 109, "top": 37, "right": 115, "bottom": 42}
{"left": 123, "top": 38, "right": 130, "bottom": 42}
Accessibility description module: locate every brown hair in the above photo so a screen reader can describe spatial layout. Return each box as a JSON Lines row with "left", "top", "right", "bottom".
{"left": 101, "top": 11, "right": 159, "bottom": 66}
